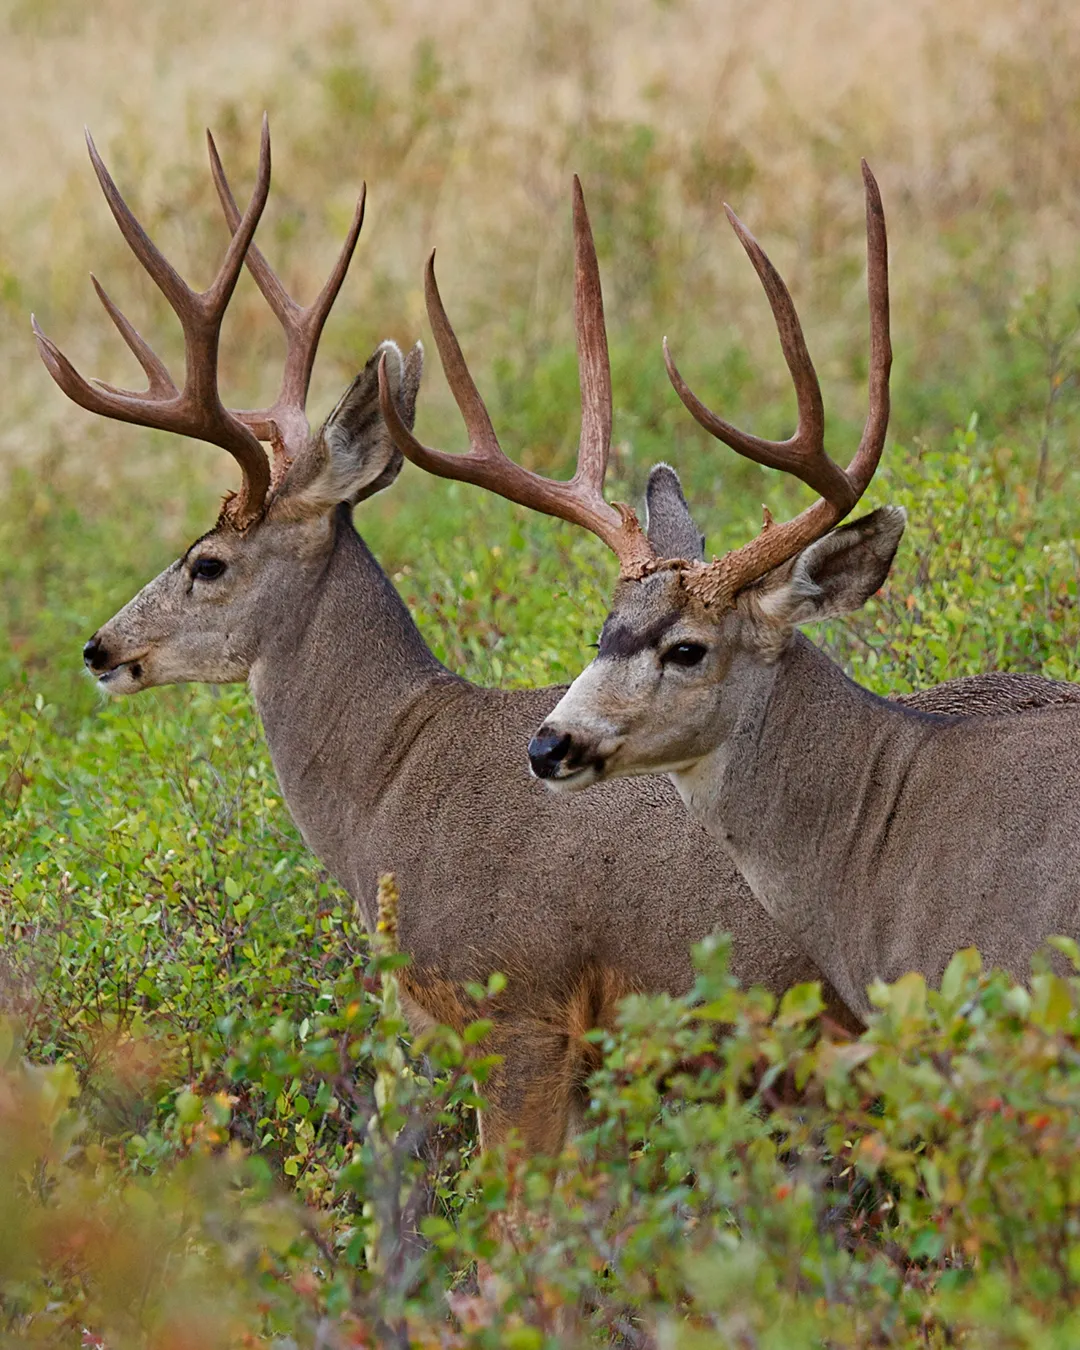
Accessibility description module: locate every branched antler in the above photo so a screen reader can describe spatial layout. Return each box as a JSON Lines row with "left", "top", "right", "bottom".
{"left": 207, "top": 131, "right": 366, "bottom": 481}
{"left": 665, "top": 160, "right": 892, "bottom": 605}
{"left": 33, "top": 118, "right": 273, "bottom": 526}
{"left": 378, "top": 177, "right": 656, "bottom": 579}
{"left": 33, "top": 119, "right": 368, "bottom": 525}
{"left": 384, "top": 164, "right": 891, "bottom": 602}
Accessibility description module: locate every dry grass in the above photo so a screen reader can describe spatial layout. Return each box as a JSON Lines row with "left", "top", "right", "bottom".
{"left": 2, "top": 0, "right": 1080, "bottom": 491}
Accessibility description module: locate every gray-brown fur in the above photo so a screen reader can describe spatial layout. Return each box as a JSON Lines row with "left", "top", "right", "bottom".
{"left": 83, "top": 346, "right": 847, "bottom": 1154}
{"left": 890, "top": 671, "right": 1080, "bottom": 716}
{"left": 539, "top": 477, "right": 1080, "bottom": 1019}
{"left": 702, "top": 632, "right": 1080, "bottom": 1016}
{"left": 83, "top": 348, "right": 1080, "bottom": 1150}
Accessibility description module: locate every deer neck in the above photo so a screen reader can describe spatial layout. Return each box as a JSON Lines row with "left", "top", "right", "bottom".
{"left": 671, "top": 633, "right": 932, "bottom": 1015}
{"left": 248, "top": 506, "right": 462, "bottom": 904}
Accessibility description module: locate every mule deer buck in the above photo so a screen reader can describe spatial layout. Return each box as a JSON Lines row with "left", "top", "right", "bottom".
{"left": 36, "top": 121, "right": 884, "bottom": 1156}
{"left": 382, "top": 163, "right": 1080, "bottom": 1022}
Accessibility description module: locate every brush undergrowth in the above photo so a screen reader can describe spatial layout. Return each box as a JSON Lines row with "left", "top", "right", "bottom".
{"left": 3, "top": 385, "right": 1080, "bottom": 1345}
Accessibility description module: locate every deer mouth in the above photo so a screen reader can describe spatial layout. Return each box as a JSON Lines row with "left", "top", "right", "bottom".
{"left": 528, "top": 721, "right": 620, "bottom": 792}
{"left": 90, "top": 651, "right": 151, "bottom": 695}
{"left": 538, "top": 758, "right": 606, "bottom": 794}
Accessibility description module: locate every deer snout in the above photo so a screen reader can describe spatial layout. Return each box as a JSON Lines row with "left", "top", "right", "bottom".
{"left": 527, "top": 724, "right": 608, "bottom": 792}
{"left": 528, "top": 727, "right": 574, "bottom": 779}
{"left": 83, "top": 634, "right": 110, "bottom": 671}
{"left": 82, "top": 630, "right": 150, "bottom": 694}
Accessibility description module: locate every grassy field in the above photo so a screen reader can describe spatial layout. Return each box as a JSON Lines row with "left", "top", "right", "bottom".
{"left": 4, "top": 0, "right": 1080, "bottom": 1344}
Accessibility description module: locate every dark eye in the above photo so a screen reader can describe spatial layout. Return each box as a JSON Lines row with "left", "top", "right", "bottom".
{"left": 662, "top": 642, "right": 707, "bottom": 668}
{"left": 192, "top": 557, "right": 226, "bottom": 581}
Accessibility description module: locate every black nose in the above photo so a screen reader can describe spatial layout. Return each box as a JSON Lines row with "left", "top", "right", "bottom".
{"left": 528, "top": 727, "right": 573, "bottom": 779}
{"left": 83, "top": 635, "right": 108, "bottom": 671}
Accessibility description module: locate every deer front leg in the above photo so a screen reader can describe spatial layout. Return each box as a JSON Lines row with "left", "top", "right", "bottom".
{"left": 398, "top": 972, "right": 598, "bottom": 1160}
{"left": 472, "top": 1019, "right": 594, "bottom": 1339}
{"left": 477, "top": 1018, "right": 582, "bottom": 1159}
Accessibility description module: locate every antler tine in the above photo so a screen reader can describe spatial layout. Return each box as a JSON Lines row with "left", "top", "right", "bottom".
{"left": 207, "top": 128, "right": 367, "bottom": 462}
{"left": 88, "top": 274, "right": 176, "bottom": 398}
{"left": 83, "top": 130, "right": 192, "bottom": 318}
{"left": 376, "top": 250, "right": 535, "bottom": 480}
{"left": 422, "top": 249, "right": 503, "bottom": 459}
{"left": 663, "top": 205, "right": 856, "bottom": 510}
{"left": 845, "top": 160, "right": 892, "bottom": 496}
{"left": 375, "top": 249, "right": 505, "bottom": 484}
{"left": 677, "top": 162, "right": 893, "bottom": 606}
{"left": 571, "top": 174, "right": 613, "bottom": 507}
{"left": 34, "top": 120, "right": 275, "bottom": 526}
{"left": 207, "top": 128, "right": 297, "bottom": 323}
{"left": 379, "top": 222, "right": 655, "bottom": 578}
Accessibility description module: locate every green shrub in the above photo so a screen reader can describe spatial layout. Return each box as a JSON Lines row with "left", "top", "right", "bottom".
{"left": 4, "top": 219, "right": 1080, "bottom": 1346}
{"left": 8, "top": 936, "right": 1080, "bottom": 1346}
{"left": 4, "top": 396, "right": 1080, "bottom": 1342}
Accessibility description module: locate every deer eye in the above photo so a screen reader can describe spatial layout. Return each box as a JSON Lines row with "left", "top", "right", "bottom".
{"left": 191, "top": 557, "right": 226, "bottom": 581}
{"left": 662, "top": 641, "right": 707, "bottom": 668}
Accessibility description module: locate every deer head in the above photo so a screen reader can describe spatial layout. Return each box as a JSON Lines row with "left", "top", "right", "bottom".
{"left": 381, "top": 165, "right": 898, "bottom": 789}
{"left": 34, "top": 119, "right": 422, "bottom": 694}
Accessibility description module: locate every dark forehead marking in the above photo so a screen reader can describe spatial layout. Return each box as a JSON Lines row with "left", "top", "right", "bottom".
{"left": 597, "top": 609, "right": 680, "bottom": 661}
{"left": 180, "top": 525, "right": 227, "bottom": 565}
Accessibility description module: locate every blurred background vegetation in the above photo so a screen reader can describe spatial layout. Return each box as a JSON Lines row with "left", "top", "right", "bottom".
{"left": 4, "top": 0, "right": 1080, "bottom": 1343}
{"left": 5, "top": 0, "right": 1080, "bottom": 704}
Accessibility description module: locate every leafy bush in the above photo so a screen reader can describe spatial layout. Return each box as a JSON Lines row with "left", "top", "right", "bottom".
{"left": 4, "top": 360, "right": 1080, "bottom": 1341}
{"left": 828, "top": 416, "right": 1080, "bottom": 691}
{"left": 8, "top": 934, "right": 1080, "bottom": 1346}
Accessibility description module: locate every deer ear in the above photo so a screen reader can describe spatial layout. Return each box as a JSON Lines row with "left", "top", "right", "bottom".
{"left": 273, "top": 340, "right": 423, "bottom": 517}
{"left": 645, "top": 464, "right": 705, "bottom": 561}
{"left": 753, "top": 506, "right": 906, "bottom": 630}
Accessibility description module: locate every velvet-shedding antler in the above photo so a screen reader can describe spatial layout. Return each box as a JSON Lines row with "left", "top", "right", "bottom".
{"left": 377, "top": 176, "right": 656, "bottom": 579}
{"left": 664, "top": 160, "right": 892, "bottom": 606}
{"left": 206, "top": 130, "right": 366, "bottom": 480}
{"left": 32, "top": 118, "right": 276, "bottom": 528}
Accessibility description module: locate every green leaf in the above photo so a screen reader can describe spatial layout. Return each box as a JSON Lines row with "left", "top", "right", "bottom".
{"left": 940, "top": 946, "right": 981, "bottom": 1003}
{"left": 776, "top": 981, "right": 824, "bottom": 1026}
{"left": 502, "top": 1329, "right": 543, "bottom": 1350}
{"left": 175, "top": 1088, "right": 202, "bottom": 1124}
{"left": 463, "top": 1018, "right": 494, "bottom": 1045}
{"left": 1030, "top": 972, "right": 1075, "bottom": 1031}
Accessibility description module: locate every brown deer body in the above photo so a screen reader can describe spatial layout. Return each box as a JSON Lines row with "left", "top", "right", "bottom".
{"left": 672, "top": 628, "right": 1080, "bottom": 1015}
{"left": 37, "top": 123, "right": 872, "bottom": 1157}
{"left": 383, "top": 164, "right": 1080, "bottom": 1021}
